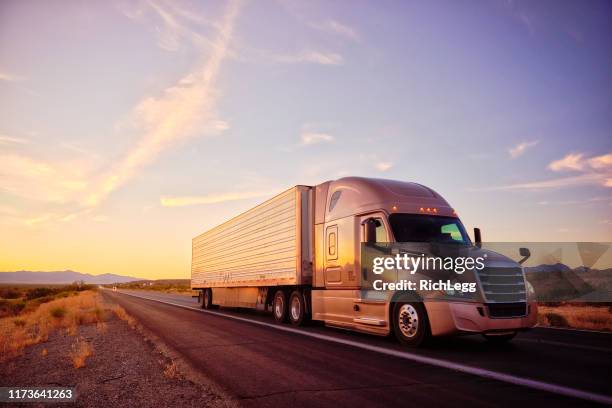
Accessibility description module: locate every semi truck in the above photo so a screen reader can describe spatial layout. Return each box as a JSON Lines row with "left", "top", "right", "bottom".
{"left": 191, "top": 177, "right": 537, "bottom": 346}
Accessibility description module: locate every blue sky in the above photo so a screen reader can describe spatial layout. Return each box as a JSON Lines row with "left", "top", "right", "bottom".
{"left": 0, "top": 0, "right": 610, "bottom": 277}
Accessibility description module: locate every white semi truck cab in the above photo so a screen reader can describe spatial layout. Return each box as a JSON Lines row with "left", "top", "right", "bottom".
{"left": 191, "top": 177, "right": 537, "bottom": 346}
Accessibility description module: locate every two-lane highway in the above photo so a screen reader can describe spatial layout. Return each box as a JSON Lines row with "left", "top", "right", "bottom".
{"left": 102, "top": 290, "right": 612, "bottom": 407}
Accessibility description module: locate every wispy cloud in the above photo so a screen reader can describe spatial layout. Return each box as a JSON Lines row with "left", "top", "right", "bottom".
{"left": 548, "top": 152, "right": 585, "bottom": 171}
{"left": 538, "top": 196, "right": 612, "bottom": 206}
{"left": 587, "top": 153, "right": 612, "bottom": 170}
{"left": 508, "top": 140, "right": 538, "bottom": 158}
{"left": 273, "top": 51, "right": 343, "bottom": 66}
{"left": 0, "top": 135, "right": 30, "bottom": 145}
{"left": 85, "top": 0, "right": 240, "bottom": 207}
{"left": 475, "top": 173, "right": 605, "bottom": 191}
{"left": 119, "top": 0, "right": 215, "bottom": 52}
{"left": 0, "top": 1, "right": 241, "bottom": 226}
{"left": 0, "top": 71, "right": 25, "bottom": 82}
{"left": 24, "top": 214, "right": 54, "bottom": 227}
{"left": 301, "top": 132, "right": 335, "bottom": 145}
{"left": 376, "top": 162, "right": 393, "bottom": 172}
{"left": 476, "top": 151, "right": 612, "bottom": 191}
{"left": 0, "top": 153, "right": 90, "bottom": 203}
{"left": 310, "top": 19, "right": 359, "bottom": 41}
{"left": 161, "top": 190, "right": 276, "bottom": 207}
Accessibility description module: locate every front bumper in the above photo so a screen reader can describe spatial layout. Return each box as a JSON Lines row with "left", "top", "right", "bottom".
{"left": 425, "top": 300, "right": 538, "bottom": 336}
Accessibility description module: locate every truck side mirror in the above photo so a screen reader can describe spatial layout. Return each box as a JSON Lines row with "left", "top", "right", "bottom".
{"left": 474, "top": 227, "right": 482, "bottom": 248}
{"left": 519, "top": 247, "right": 531, "bottom": 264}
{"left": 365, "top": 219, "right": 377, "bottom": 244}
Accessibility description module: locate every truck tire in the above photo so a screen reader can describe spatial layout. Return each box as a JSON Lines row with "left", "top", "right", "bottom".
{"left": 392, "top": 302, "right": 430, "bottom": 347}
{"left": 273, "top": 290, "right": 288, "bottom": 323}
{"left": 203, "top": 288, "right": 214, "bottom": 310}
{"left": 482, "top": 332, "right": 516, "bottom": 343}
{"left": 198, "top": 290, "right": 205, "bottom": 308}
{"left": 289, "top": 290, "right": 306, "bottom": 326}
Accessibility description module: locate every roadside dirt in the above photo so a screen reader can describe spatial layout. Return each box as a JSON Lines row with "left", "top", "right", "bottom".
{"left": 0, "top": 314, "right": 234, "bottom": 407}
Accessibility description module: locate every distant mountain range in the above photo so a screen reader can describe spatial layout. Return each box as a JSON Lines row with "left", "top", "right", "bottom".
{"left": 0, "top": 270, "right": 140, "bottom": 284}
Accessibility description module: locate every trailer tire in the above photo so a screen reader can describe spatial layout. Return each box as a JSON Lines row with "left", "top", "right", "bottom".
{"left": 392, "top": 301, "right": 431, "bottom": 347}
{"left": 203, "top": 288, "right": 214, "bottom": 310}
{"left": 198, "top": 290, "right": 205, "bottom": 308}
{"left": 289, "top": 290, "right": 306, "bottom": 326}
{"left": 273, "top": 290, "right": 288, "bottom": 323}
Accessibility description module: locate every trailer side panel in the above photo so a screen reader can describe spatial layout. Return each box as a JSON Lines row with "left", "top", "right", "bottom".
{"left": 191, "top": 186, "right": 311, "bottom": 288}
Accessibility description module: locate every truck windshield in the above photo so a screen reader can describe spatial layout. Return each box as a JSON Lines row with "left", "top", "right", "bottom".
{"left": 388, "top": 214, "right": 471, "bottom": 244}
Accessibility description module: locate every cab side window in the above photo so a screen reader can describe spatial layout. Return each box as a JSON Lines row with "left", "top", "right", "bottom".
{"left": 374, "top": 219, "right": 387, "bottom": 243}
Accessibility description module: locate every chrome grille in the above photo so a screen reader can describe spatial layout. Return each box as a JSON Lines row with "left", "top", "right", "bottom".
{"left": 477, "top": 267, "right": 526, "bottom": 303}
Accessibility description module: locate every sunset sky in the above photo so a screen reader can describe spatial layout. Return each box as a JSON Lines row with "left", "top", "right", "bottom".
{"left": 1, "top": 0, "right": 611, "bottom": 279}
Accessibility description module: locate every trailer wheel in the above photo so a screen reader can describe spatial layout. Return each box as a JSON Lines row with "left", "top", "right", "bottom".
{"left": 392, "top": 302, "right": 430, "bottom": 347}
{"left": 203, "top": 288, "right": 214, "bottom": 310}
{"left": 289, "top": 290, "right": 306, "bottom": 326}
{"left": 273, "top": 290, "right": 288, "bottom": 323}
{"left": 198, "top": 290, "right": 205, "bottom": 308}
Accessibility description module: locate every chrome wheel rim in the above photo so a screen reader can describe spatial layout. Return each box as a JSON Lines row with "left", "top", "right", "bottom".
{"left": 290, "top": 296, "right": 301, "bottom": 321}
{"left": 398, "top": 304, "right": 419, "bottom": 338}
{"left": 274, "top": 295, "right": 284, "bottom": 318}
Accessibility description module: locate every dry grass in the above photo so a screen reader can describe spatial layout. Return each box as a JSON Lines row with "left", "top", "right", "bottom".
{"left": 0, "top": 291, "right": 106, "bottom": 362}
{"left": 538, "top": 304, "right": 612, "bottom": 331}
{"left": 163, "top": 361, "right": 179, "bottom": 379}
{"left": 70, "top": 337, "right": 93, "bottom": 368}
{"left": 112, "top": 305, "right": 136, "bottom": 328}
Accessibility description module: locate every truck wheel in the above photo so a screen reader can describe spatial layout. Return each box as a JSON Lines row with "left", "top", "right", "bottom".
{"left": 289, "top": 290, "right": 306, "bottom": 326}
{"left": 393, "top": 302, "right": 430, "bottom": 347}
{"left": 483, "top": 332, "right": 516, "bottom": 343}
{"left": 203, "top": 288, "right": 213, "bottom": 310}
{"left": 198, "top": 290, "right": 205, "bottom": 308}
{"left": 273, "top": 290, "right": 288, "bottom": 323}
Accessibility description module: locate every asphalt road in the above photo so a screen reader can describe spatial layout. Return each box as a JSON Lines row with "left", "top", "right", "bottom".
{"left": 102, "top": 290, "right": 612, "bottom": 407}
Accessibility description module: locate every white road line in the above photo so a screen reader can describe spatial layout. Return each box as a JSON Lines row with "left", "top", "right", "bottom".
{"left": 112, "top": 290, "right": 612, "bottom": 405}
{"left": 536, "top": 325, "right": 612, "bottom": 335}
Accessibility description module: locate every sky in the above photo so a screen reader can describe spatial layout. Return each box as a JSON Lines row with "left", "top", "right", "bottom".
{"left": 0, "top": 0, "right": 611, "bottom": 279}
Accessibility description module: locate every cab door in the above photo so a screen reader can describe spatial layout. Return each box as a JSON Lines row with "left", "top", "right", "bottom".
{"left": 358, "top": 213, "right": 394, "bottom": 288}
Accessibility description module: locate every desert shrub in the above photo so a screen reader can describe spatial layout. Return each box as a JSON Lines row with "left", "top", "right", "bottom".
{"left": 34, "top": 296, "right": 55, "bottom": 305}
{"left": 70, "top": 338, "right": 92, "bottom": 368}
{"left": 0, "top": 300, "right": 27, "bottom": 318}
{"left": 0, "top": 288, "right": 22, "bottom": 299}
{"left": 26, "top": 287, "right": 58, "bottom": 300}
{"left": 0, "top": 291, "right": 109, "bottom": 362}
{"left": 50, "top": 306, "right": 66, "bottom": 319}
{"left": 545, "top": 312, "right": 568, "bottom": 327}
